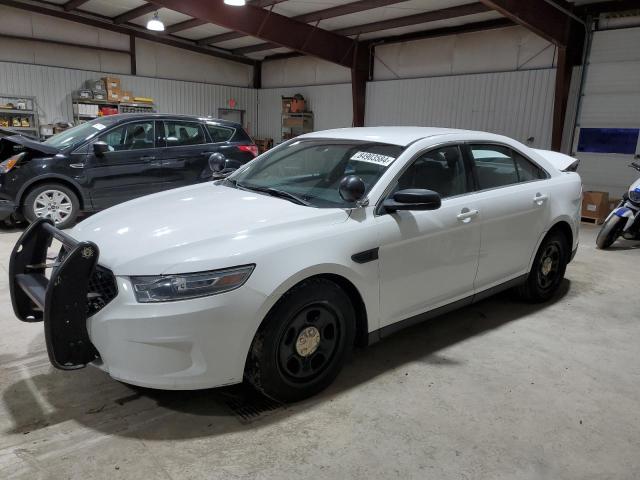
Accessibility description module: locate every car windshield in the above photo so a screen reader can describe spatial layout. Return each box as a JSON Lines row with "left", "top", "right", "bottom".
{"left": 43, "top": 117, "right": 120, "bottom": 149}
{"left": 228, "top": 139, "right": 404, "bottom": 208}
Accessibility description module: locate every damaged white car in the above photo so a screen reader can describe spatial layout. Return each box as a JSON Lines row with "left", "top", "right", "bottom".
{"left": 10, "top": 127, "right": 581, "bottom": 402}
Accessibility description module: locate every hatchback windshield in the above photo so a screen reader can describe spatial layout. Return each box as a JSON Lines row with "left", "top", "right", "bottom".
{"left": 228, "top": 139, "right": 404, "bottom": 208}
{"left": 43, "top": 117, "right": 120, "bottom": 149}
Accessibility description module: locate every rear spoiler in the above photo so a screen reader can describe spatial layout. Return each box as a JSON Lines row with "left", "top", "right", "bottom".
{"left": 533, "top": 149, "right": 579, "bottom": 172}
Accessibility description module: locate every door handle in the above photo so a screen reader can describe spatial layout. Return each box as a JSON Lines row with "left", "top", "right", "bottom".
{"left": 457, "top": 208, "right": 479, "bottom": 222}
{"left": 533, "top": 193, "right": 549, "bottom": 205}
{"left": 140, "top": 155, "right": 156, "bottom": 161}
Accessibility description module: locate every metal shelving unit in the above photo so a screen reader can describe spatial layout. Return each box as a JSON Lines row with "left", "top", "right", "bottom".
{"left": 72, "top": 99, "right": 156, "bottom": 124}
{"left": 0, "top": 94, "right": 40, "bottom": 138}
{"left": 281, "top": 111, "right": 313, "bottom": 141}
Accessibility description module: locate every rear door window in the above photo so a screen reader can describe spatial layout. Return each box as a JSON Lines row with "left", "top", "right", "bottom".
{"left": 469, "top": 145, "right": 546, "bottom": 190}
{"left": 163, "top": 121, "right": 207, "bottom": 147}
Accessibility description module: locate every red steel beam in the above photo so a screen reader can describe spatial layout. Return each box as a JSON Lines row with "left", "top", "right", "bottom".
{"left": 149, "top": 0, "right": 363, "bottom": 70}
{"left": 478, "top": 0, "right": 572, "bottom": 46}
{"left": 234, "top": 2, "right": 490, "bottom": 55}
{"left": 164, "top": 17, "right": 208, "bottom": 34}
{"left": 198, "top": 0, "right": 410, "bottom": 46}
{"left": 63, "top": 0, "right": 89, "bottom": 11}
{"left": 114, "top": 3, "right": 158, "bottom": 25}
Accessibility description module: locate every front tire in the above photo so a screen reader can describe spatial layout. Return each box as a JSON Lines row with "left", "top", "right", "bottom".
{"left": 596, "top": 215, "right": 624, "bottom": 249}
{"left": 245, "top": 278, "right": 355, "bottom": 403}
{"left": 517, "top": 231, "right": 568, "bottom": 302}
{"left": 23, "top": 183, "right": 80, "bottom": 230}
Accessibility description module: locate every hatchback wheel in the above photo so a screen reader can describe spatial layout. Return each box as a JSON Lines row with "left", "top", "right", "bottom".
{"left": 23, "top": 183, "right": 79, "bottom": 230}
{"left": 245, "top": 278, "right": 355, "bottom": 402}
{"left": 517, "top": 231, "right": 568, "bottom": 302}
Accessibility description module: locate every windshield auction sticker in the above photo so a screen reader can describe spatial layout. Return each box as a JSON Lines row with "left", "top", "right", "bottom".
{"left": 350, "top": 151, "right": 396, "bottom": 166}
{"left": 92, "top": 123, "right": 107, "bottom": 131}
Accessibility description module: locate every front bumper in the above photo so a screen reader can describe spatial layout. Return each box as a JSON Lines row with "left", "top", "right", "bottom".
{"left": 88, "top": 278, "right": 268, "bottom": 389}
{"left": 9, "top": 218, "right": 268, "bottom": 389}
{"left": 9, "top": 219, "right": 102, "bottom": 368}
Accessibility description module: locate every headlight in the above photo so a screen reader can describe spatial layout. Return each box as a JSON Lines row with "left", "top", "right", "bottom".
{"left": 131, "top": 265, "right": 254, "bottom": 303}
{"left": 630, "top": 188, "right": 640, "bottom": 203}
{"left": 0, "top": 153, "right": 25, "bottom": 173}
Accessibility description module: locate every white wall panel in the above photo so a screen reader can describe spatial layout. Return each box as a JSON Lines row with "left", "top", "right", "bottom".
{"left": 261, "top": 57, "right": 351, "bottom": 88}
{"left": 365, "top": 69, "right": 555, "bottom": 148}
{"left": 0, "top": 61, "right": 258, "bottom": 134}
{"left": 257, "top": 84, "right": 352, "bottom": 141}
{"left": 135, "top": 39, "right": 253, "bottom": 87}
{"left": 374, "top": 26, "right": 555, "bottom": 81}
{"left": 574, "top": 26, "right": 640, "bottom": 196}
{"left": 0, "top": 5, "right": 252, "bottom": 87}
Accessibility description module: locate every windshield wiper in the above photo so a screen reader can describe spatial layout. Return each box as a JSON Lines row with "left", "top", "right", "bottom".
{"left": 236, "top": 183, "right": 310, "bottom": 206}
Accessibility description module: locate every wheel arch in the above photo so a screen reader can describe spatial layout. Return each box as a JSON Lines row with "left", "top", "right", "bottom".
{"left": 249, "top": 268, "right": 371, "bottom": 358}
{"left": 528, "top": 218, "right": 575, "bottom": 271}
{"left": 17, "top": 175, "right": 88, "bottom": 210}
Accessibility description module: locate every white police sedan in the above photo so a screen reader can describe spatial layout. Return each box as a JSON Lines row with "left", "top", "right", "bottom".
{"left": 10, "top": 127, "right": 581, "bottom": 402}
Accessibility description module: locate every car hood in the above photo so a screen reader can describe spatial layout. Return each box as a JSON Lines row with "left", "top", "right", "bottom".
{"left": 0, "top": 134, "right": 59, "bottom": 156}
{"left": 71, "top": 182, "right": 350, "bottom": 275}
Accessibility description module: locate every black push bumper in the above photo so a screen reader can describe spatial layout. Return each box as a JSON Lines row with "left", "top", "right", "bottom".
{"left": 9, "top": 218, "right": 101, "bottom": 369}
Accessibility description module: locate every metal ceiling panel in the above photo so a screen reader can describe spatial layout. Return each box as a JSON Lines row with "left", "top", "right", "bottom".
{"left": 76, "top": 0, "right": 147, "bottom": 18}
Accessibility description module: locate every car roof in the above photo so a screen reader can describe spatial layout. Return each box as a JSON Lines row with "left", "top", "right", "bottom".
{"left": 301, "top": 126, "right": 497, "bottom": 146}
{"left": 104, "top": 113, "right": 243, "bottom": 128}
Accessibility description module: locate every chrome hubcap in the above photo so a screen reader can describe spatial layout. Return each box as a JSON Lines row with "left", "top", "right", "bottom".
{"left": 34, "top": 190, "right": 72, "bottom": 224}
{"left": 295, "top": 326, "right": 321, "bottom": 357}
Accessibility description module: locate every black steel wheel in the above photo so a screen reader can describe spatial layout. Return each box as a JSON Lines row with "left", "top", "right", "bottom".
{"left": 245, "top": 278, "right": 355, "bottom": 402}
{"left": 517, "top": 231, "right": 568, "bottom": 302}
{"left": 277, "top": 303, "right": 341, "bottom": 382}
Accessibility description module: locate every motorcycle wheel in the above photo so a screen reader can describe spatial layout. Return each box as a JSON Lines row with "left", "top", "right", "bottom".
{"left": 596, "top": 215, "right": 625, "bottom": 249}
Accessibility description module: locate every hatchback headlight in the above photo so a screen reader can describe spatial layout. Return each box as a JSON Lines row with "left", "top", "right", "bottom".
{"left": 131, "top": 265, "right": 254, "bottom": 303}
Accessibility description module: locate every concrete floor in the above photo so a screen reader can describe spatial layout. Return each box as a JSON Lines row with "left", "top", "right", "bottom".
{"left": 0, "top": 224, "right": 638, "bottom": 479}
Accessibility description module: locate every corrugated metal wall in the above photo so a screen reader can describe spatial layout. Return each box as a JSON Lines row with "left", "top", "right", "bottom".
{"left": 573, "top": 26, "right": 640, "bottom": 196}
{"left": 365, "top": 68, "right": 556, "bottom": 149}
{"left": 257, "top": 84, "right": 352, "bottom": 142}
{"left": 0, "top": 61, "right": 258, "bottom": 135}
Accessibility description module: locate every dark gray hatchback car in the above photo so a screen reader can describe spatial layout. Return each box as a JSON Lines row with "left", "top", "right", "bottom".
{"left": 0, "top": 114, "right": 257, "bottom": 228}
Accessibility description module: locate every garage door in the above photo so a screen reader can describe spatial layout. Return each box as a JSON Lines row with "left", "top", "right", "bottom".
{"left": 573, "top": 25, "right": 640, "bottom": 197}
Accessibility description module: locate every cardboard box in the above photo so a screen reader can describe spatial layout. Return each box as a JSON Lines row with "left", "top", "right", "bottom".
{"left": 121, "top": 91, "right": 133, "bottom": 103}
{"left": 90, "top": 80, "right": 105, "bottom": 91}
{"left": 107, "top": 87, "right": 122, "bottom": 103}
{"left": 582, "top": 191, "right": 609, "bottom": 220}
{"left": 102, "top": 76, "right": 121, "bottom": 90}
{"left": 290, "top": 98, "right": 305, "bottom": 113}
{"left": 283, "top": 116, "right": 312, "bottom": 128}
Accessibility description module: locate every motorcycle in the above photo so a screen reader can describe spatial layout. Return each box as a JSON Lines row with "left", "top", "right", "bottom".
{"left": 596, "top": 161, "right": 640, "bottom": 249}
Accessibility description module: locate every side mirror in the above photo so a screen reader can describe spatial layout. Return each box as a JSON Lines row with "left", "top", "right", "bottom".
{"left": 209, "top": 153, "right": 242, "bottom": 178}
{"left": 93, "top": 141, "right": 109, "bottom": 156}
{"left": 383, "top": 189, "right": 441, "bottom": 213}
{"left": 339, "top": 175, "right": 366, "bottom": 203}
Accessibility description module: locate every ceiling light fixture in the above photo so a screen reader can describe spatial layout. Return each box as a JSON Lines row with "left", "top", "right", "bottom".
{"left": 224, "top": 0, "right": 246, "bottom": 5}
{"left": 146, "top": 11, "right": 165, "bottom": 31}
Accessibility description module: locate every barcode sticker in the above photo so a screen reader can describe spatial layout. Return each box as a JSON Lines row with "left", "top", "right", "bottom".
{"left": 350, "top": 151, "right": 396, "bottom": 166}
{"left": 92, "top": 123, "right": 106, "bottom": 131}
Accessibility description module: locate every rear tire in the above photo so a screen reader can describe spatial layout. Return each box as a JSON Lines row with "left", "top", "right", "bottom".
{"left": 245, "top": 278, "right": 355, "bottom": 403}
{"left": 596, "top": 215, "right": 624, "bottom": 249}
{"left": 517, "top": 231, "right": 568, "bottom": 303}
{"left": 23, "top": 183, "right": 80, "bottom": 230}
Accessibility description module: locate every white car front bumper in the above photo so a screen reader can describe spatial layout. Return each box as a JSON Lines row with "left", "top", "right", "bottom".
{"left": 87, "top": 276, "right": 268, "bottom": 390}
